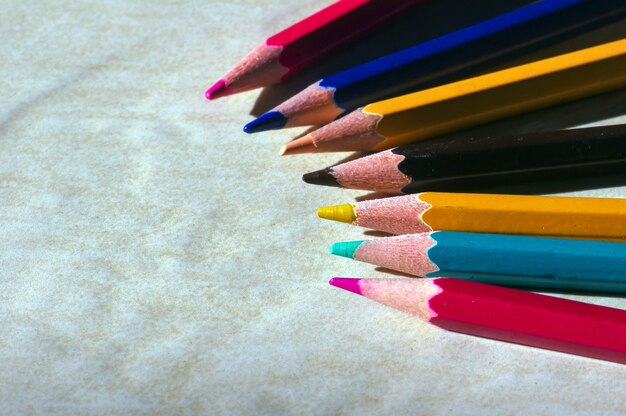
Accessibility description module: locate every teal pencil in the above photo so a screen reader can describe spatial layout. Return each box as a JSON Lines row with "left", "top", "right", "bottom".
{"left": 330, "top": 231, "right": 626, "bottom": 293}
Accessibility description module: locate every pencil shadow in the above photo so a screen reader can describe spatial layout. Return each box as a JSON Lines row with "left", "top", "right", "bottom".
{"left": 513, "top": 286, "right": 626, "bottom": 299}
{"left": 249, "top": 0, "right": 534, "bottom": 116}
{"left": 295, "top": 151, "right": 372, "bottom": 171}
{"left": 466, "top": 173, "right": 626, "bottom": 196}
{"left": 355, "top": 192, "right": 396, "bottom": 202}
{"left": 374, "top": 267, "right": 416, "bottom": 278}
{"left": 425, "top": 88, "right": 626, "bottom": 145}
{"left": 329, "top": 152, "right": 372, "bottom": 166}
{"left": 287, "top": 126, "right": 320, "bottom": 141}
{"left": 363, "top": 230, "right": 393, "bottom": 238}
{"left": 478, "top": 18, "right": 626, "bottom": 73}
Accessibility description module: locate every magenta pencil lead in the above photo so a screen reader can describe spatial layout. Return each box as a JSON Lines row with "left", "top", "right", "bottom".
{"left": 328, "top": 277, "right": 363, "bottom": 296}
{"left": 205, "top": 79, "right": 232, "bottom": 100}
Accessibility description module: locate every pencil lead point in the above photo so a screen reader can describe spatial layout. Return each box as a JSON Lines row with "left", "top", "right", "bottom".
{"left": 329, "top": 277, "right": 363, "bottom": 296}
{"left": 302, "top": 168, "right": 339, "bottom": 186}
{"left": 329, "top": 241, "right": 363, "bottom": 259}
{"left": 316, "top": 204, "right": 356, "bottom": 224}
{"left": 205, "top": 79, "right": 232, "bottom": 100}
{"left": 280, "top": 135, "right": 317, "bottom": 155}
{"left": 244, "top": 111, "right": 287, "bottom": 133}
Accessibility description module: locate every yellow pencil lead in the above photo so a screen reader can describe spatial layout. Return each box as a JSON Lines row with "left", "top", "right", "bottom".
{"left": 316, "top": 204, "right": 356, "bottom": 224}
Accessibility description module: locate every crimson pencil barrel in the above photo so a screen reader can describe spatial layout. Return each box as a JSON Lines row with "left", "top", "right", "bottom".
{"left": 331, "top": 277, "right": 626, "bottom": 364}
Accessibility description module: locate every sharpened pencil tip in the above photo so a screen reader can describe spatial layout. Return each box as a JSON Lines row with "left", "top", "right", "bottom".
{"left": 329, "top": 277, "right": 363, "bottom": 296}
{"left": 244, "top": 111, "right": 287, "bottom": 133}
{"left": 316, "top": 204, "right": 356, "bottom": 224}
{"left": 205, "top": 79, "right": 232, "bottom": 100}
{"left": 302, "top": 168, "right": 339, "bottom": 187}
{"left": 329, "top": 241, "right": 363, "bottom": 259}
{"left": 280, "top": 135, "right": 317, "bottom": 155}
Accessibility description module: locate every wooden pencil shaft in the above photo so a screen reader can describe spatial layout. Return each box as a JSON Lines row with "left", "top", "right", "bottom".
{"left": 289, "top": 39, "right": 626, "bottom": 154}
{"left": 329, "top": 0, "right": 626, "bottom": 113}
{"left": 417, "top": 192, "right": 626, "bottom": 238}
{"left": 262, "top": 0, "right": 626, "bottom": 132}
{"left": 373, "top": 43, "right": 626, "bottom": 149}
{"left": 347, "top": 231, "right": 626, "bottom": 293}
{"left": 397, "top": 124, "right": 626, "bottom": 193}
{"left": 314, "top": 124, "right": 626, "bottom": 193}
{"left": 406, "top": 160, "right": 626, "bottom": 193}
{"left": 322, "top": 192, "right": 626, "bottom": 237}
{"left": 428, "top": 278, "right": 626, "bottom": 364}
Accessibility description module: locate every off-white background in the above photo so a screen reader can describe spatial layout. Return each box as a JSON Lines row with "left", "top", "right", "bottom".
{"left": 1, "top": 1, "right": 626, "bottom": 415}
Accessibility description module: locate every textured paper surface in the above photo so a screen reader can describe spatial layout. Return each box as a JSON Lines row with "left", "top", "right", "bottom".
{"left": 1, "top": 1, "right": 626, "bottom": 414}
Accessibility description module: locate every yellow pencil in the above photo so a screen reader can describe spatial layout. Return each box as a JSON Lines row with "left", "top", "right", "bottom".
{"left": 317, "top": 192, "right": 626, "bottom": 238}
{"left": 281, "top": 38, "right": 626, "bottom": 155}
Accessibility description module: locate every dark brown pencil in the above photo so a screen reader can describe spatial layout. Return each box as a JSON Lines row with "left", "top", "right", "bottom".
{"left": 303, "top": 124, "right": 626, "bottom": 194}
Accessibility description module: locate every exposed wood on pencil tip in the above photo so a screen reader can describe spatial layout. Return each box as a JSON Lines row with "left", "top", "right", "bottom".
{"left": 324, "top": 149, "right": 411, "bottom": 193}
{"left": 211, "top": 43, "right": 287, "bottom": 99}
{"left": 302, "top": 168, "right": 339, "bottom": 187}
{"left": 279, "top": 135, "right": 318, "bottom": 155}
{"left": 282, "top": 110, "right": 384, "bottom": 154}
{"left": 272, "top": 82, "right": 343, "bottom": 128}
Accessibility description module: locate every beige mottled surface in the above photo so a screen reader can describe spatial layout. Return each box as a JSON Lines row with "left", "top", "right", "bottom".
{"left": 1, "top": 1, "right": 626, "bottom": 415}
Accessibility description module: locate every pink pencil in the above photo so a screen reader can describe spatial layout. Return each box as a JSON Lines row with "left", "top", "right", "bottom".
{"left": 206, "top": 0, "right": 426, "bottom": 99}
{"left": 331, "top": 277, "right": 626, "bottom": 364}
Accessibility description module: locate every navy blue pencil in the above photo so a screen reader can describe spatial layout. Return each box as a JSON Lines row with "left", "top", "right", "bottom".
{"left": 244, "top": 0, "right": 626, "bottom": 133}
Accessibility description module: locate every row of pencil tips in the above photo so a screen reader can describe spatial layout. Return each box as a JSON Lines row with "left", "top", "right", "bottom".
{"left": 321, "top": 192, "right": 626, "bottom": 365}
{"left": 209, "top": 0, "right": 626, "bottom": 157}
{"left": 317, "top": 191, "right": 626, "bottom": 290}
{"left": 207, "top": 0, "right": 626, "bottom": 365}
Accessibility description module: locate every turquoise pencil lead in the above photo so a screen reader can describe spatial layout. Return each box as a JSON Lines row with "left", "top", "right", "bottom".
{"left": 329, "top": 241, "right": 364, "bottom": 259}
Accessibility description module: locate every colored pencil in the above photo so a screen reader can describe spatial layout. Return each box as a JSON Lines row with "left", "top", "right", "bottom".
{"left": 330, "top": 277, "right": 626, "bottom": 364}
{"left": 205, "top": 0, "right": 425, "bottom": 100}
{"left": 281, "top": 38, "right": 626, "bottom": 155}
{"left": 330, "top": 231, "right": 626, "bottom": 293}
{"left": 303, "top": 124, "right": 626, "bottom": 193}
{"left": 245, "top": 0, "right": 626, "bottom": 132}
{"left": 317, "top": 192, "right": 626, "bottom": 237}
